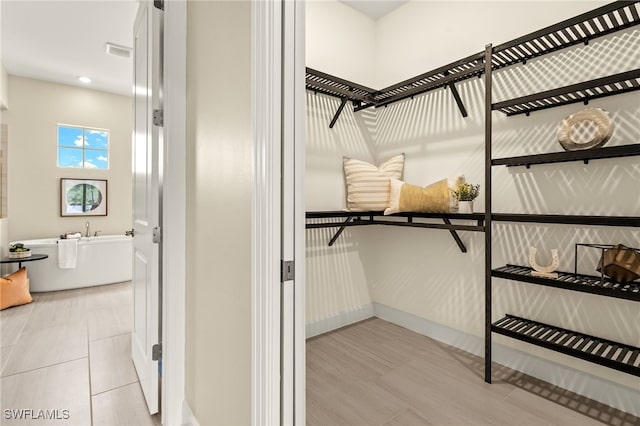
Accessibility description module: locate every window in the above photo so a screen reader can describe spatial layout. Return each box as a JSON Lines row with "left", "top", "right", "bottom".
{"left": 57, "top": 125, "right": 109, "bottom": 169}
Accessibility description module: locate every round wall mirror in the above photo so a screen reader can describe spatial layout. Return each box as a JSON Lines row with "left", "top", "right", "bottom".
{"left": 67, "top": 183, "right": 103, "bottom": 213}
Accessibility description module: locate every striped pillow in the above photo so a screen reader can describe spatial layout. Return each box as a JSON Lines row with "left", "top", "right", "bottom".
{"left": 343, "top": 154, "right": 405, "bottom": 211}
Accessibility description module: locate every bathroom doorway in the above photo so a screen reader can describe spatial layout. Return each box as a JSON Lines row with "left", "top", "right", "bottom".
{"left": 0, "top": 1, "right": 165, "bottom": 424}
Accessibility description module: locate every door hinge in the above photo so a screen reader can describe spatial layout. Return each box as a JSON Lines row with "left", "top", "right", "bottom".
{"left": 153, "top": 109, "right": 164, "bottom": 126}
{"left": 153, "top": 227, "right": 162, "bottom": 244}
{"left": 152, "top": 343, "right": 162, "bottom": 361}
{"left": 125, "top": 229, "right": 135, "bottom": 237}
{"left": 153, "top": 0, "right": 164, "bottom": 11}
{"left": 281, "top": 260, "right": 295, "bottom": 282}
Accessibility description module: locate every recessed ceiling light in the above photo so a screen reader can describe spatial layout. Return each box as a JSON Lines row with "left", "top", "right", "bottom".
{"left": 78, "top": 76, "right": 92, "bottom": 84}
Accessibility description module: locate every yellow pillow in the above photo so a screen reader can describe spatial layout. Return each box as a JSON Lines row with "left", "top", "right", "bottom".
{"left": 385, "top": 176, "right": 465, "bottom": 215}
{"left": 0, "top": 267, "right": 33, "bottom": 310}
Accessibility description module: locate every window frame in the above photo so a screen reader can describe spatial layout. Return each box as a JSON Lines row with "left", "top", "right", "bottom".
{"left": 57, "top": 124, "right": 110, "bottom": 170}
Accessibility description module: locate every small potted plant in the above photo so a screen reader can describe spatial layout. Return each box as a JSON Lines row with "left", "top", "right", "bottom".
{"left": 8, "top": 243, "right": 31, "bottom": 259}
{"left": 454, "top": 182, "right": 480, "bottom": 213}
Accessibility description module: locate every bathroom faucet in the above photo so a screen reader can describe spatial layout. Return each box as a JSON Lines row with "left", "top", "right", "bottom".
{"left": 85, "top": 221, "right": 90, "bottom": 238}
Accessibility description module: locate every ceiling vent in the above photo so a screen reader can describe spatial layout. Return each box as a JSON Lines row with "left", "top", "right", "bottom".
{"left": 105, "top": 42, "right": 133, "bottom": 59}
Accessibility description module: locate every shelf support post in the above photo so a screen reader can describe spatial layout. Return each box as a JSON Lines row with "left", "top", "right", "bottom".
{"left": 329, "top": 97, "right": 348, "bottom": 128}
{"left": 484, "top": 43, "right": 494, "bottom": 384}
{"left": 442, "top": 218, "right": 467, "bottom": 253}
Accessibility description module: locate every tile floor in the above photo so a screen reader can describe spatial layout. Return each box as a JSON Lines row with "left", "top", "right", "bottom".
{"left": 307, "top": 318, "right": 640, "bottom": 426}
{"left": 0, "top": 281, "right": 159, "bottom": 426}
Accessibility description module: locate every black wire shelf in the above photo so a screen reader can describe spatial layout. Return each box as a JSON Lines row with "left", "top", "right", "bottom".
{"left": 305, "top": 67, "right": 378, "bottom": 105}
{"left": 493, "top": 264, "right": 640, "bottom": 302}
{"left": 484, "top": 1, "right": 640, "bottom": 383}
{"left": 492, "top": 69, "right": 640, "bottom": 116}
{"left": 491, "top": 144, "right": 640, "bottom": 167}
{"left": 372, "top": 53, "right": 485, "bottom": 108}
{"left": 492, "top": 314, "right": 640, "bottom": 377}
{"left": 305, "top": 52, "right": 484, "bottom": 123}
{"left": 306, "top": 211, "right": 485, "bottom": 252}
{"left": 492, "top": 213, "right": 640, "bottom": 227}
{"left": 305, "top": 210, "right": 484, "bottom": 221}
{"left": 308, "top": 0, "right": 640, "bottom": 116}
{"left": 491, "top": 2, "right": 640, "bottom": 70}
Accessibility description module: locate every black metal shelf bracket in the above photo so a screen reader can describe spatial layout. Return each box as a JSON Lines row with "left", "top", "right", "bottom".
{"left": 443, "top": 218, "right": 467, "bottom": 252}
{"left": 329, "top": 98, "right": 348, "bottom": 129}
{"left": 448, "top": 82, "right": 469, "bottom": 118}
{"left": 328, "top": 216, "right": 353, "bottom": 247}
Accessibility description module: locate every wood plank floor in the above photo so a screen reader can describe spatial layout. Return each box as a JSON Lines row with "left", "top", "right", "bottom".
{"left": 307, "top": 318, "right": 639, "bottom": 426}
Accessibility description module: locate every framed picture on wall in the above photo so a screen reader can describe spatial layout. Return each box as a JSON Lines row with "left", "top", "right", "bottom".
{"left": 60, "top": 178, "right": 108, "bottom": 217}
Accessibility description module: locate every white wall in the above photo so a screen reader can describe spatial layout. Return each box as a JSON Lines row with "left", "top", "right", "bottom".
{"left": 5, "top": 76, "right": 132, "bottom": 243}
{"left": 306, "top": 0, "right": 377, "bottom": 88}
{"left": 305, "top": 92, "right": 378, "bottom": 334}
{"left": 305, "top": 0, "right": 382, "bottom": 335}
{"left": 185, "top": 1, "right": 251, "bottom": 424}
{"left": 306, "top": 0, "right": 640, "bottom": 397}
{"left": 374, "top": 1, "right": 609, "bottom": 87}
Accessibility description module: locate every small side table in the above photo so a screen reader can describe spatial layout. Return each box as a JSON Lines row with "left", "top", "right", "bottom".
{"left": 0, "top": 254, "right": 49, "bottom": 270}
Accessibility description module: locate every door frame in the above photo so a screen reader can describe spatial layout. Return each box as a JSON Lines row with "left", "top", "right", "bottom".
{"left": 252, "top": 0, "right": 305, "bottom": 424}
{"left": 252, "top": 0, "right": 283, "bottom": 424}
{"left": 160, "top": 1, "right": 305, "bottom": 424}
{"left": 159, "top": 1, "right": 186, "bottom": 425}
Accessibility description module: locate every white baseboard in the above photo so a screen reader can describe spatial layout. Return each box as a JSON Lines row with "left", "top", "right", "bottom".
{"left": 182, "top": 400, "right": 200, "bottom": 426}
{"left": 306, "top": 303, "right": 374, "bottom": 338}
{"left": 373, "top": 302, "right": 640, "bottom": 418}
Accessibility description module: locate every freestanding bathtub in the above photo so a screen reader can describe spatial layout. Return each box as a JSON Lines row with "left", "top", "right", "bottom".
{"left": 8, "top": 235, "right": 133, "bottom": 292}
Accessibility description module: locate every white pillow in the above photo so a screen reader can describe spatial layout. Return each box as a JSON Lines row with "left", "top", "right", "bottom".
{"left": 343, "top": 154, "right": 405, "bottom": 211}
{"left": 385, "top": 178, "right": 405, "bottom": 215}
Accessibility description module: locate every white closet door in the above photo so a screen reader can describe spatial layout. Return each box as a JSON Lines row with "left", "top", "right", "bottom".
{"left": 281, "top": 1, "right": 306, "bottom": 424}
{"left": 131, "top": 1, "right": 162, "bottom": 414}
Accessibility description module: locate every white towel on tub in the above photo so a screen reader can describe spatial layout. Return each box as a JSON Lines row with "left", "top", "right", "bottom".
{"left": 58, "top": 239, "right": 78, "bottom": 269}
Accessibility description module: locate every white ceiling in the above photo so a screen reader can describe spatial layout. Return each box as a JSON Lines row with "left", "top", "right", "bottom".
{"left": 1, "top": 0, "right": 405, "bottom": 97}
{"left": 1, "top": 1, "right": 139, "bottom": 97}
{"left": 340, "top": 0, "right": 408, "bottom": 20}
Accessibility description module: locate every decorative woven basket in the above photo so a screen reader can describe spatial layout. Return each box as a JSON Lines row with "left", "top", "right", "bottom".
{"left": 597, "top": 244, "right": 640, "bottom": 283}
{"left": 557, "top": 108, "right": 614, "bottom": 151}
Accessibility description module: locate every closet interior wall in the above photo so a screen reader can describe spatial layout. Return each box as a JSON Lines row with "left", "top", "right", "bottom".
{"left": 305, "top": 92, "right": 379, "bottom": 336}
{"left": 305, "top": 0, "right": 639, "bottom": 397}
{"left": 305, "top": 1, "right": 379, "bottom": 335}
